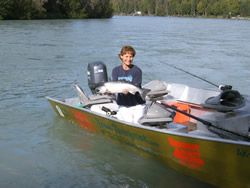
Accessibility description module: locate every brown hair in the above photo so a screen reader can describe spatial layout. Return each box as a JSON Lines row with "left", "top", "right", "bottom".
{"left": 119, "top": 45, "right": 136, "bottom": 57}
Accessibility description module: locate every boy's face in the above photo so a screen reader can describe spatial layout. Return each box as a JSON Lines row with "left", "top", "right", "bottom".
{"left": 120, "top": 52, "right": 134, "bottom": 67}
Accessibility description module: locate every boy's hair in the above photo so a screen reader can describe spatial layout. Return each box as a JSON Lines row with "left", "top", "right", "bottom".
{"left": 119, "top": 45, "right": 136, "bottom": 57}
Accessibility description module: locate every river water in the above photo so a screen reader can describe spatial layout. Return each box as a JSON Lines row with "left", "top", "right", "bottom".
{"left": 0, "top": 16, "right": 250, "bottom": 188}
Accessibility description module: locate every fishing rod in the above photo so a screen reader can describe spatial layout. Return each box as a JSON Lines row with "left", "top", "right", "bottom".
{"left": 164, "top": 62, "right": 220, "bottom": 88}
{"left": 158, "top": 101, "right": 250, "bottom": 141}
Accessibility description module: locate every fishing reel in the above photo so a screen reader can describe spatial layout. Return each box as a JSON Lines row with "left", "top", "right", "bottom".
{"left": 101, "top": 106, "right": 117, "bottom": 116}
{"left": 219, "top": 85, "right": 232, "bottom": 91}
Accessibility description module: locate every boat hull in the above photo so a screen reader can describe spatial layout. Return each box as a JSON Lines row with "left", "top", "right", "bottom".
{"left": 47, "top": 97, "right": 250, "bottom": 188}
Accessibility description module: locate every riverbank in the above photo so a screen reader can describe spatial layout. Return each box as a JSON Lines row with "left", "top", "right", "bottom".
{"left": 114, "top": 13, "right": 250, "bottom": 21}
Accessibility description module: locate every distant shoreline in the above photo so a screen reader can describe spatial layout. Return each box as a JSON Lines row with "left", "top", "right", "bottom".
{"left": 114, "top": 14, "right": 250, "bottom": 21}
{"left": 1, "top": 15, "right": 250, "bottom": 21}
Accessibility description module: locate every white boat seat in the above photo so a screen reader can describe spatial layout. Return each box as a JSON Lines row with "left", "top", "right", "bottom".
{"left": 74, "top": 84, "right": 113, "bottom": 107}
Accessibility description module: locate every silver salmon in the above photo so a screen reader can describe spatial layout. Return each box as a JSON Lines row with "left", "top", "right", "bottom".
{"left": 96, "top": 82, "right": 150, "bottom": 100}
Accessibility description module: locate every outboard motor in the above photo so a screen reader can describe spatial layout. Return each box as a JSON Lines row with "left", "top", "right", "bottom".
{"left": 87, "top": 61, "right": 108, "bottom": 94}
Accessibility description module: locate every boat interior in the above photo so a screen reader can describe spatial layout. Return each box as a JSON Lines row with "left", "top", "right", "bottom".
{"left": 65, "top": 80, "right": 250, "bottom": 142}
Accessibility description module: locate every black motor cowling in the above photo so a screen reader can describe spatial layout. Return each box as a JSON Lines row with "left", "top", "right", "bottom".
{"left": 87, "top": 61, "right": 108, "bottom": 93}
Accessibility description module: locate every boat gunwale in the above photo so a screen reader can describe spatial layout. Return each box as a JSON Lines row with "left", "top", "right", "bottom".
{"left": 46, "top": 96, "right": 250, "bottom": 146}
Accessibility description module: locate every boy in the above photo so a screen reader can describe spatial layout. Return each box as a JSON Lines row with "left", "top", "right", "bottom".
{"left": 112, "top": 45, "right": 145, "bottom": 123}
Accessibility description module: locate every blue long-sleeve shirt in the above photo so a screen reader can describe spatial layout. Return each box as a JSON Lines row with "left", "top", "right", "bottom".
{"left": 112, "top": 65, "right": 145, "bottom": 107}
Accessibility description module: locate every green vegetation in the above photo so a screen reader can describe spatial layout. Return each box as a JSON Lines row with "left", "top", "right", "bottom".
{"left": 111, "top": 0, "right": 250, "bottom": 18}
{"left": 0, "top": 0, "right": 113, "bottom": 20}
{"left": 1, "top": 0, "right": 250, "bottom": 20}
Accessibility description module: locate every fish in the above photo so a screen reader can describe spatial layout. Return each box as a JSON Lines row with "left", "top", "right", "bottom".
{"left": 96, "top": 81, "right": 150, "bottom": 100}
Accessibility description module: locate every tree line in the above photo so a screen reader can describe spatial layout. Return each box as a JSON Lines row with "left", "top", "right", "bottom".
{"left": 0, "top": 0, "right": 113, "bottom": 20}
{"left": 1, "top": 0, "right": 250, "bottom": 20}
{"left": 111, "top": 0, "right": 250, "bottom": 18}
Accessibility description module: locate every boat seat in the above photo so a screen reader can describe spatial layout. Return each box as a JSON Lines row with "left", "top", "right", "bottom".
{"left": 138, "top": 102, "right": 174, "bottom": 126}
{"left": 202, "top": 90, "right": 245, "bottom": 112}
{"left": 146, "top": 90, "right": 169, "bottom": 100}
{"left": 74, "top": 84, "right": 113, "bottom": 108}
{"left": 139, "top": 117, "right": 173, "bottom": 126}
{"left": 139, "top": 80, "right": 173, "bottom": 126}
{"left": 143, "top": 80, "right": 169, "bottom": 100}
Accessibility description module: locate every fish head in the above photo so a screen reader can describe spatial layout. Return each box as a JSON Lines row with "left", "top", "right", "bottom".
{"left": 95, "top": 85, "right": 107, "bottom": 94}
